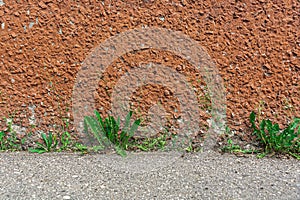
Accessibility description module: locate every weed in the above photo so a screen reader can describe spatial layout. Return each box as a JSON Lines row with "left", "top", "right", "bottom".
{"left": 71, "top": 143, "right": 105, "bottom": 155}
{"left": 73, "top": 143, "right": 88, "bottom": 153}
{"left": 221, "top": 139, "right": 258, "bottom": 154}
{"left": 84, "top": 110, "right": 141, "bottom": 157}
{"left": 29, "top": 132, "right": 58, "bottom": 153}
{"left": 0, "top": 131, "right": 6, "bottom": 150}
{"left": 184, "top": 143, "right": 194, "bottom": 152}
{"left": 130, "top": 134, "right": 168, "bottom": 151}
{"left": 250, "top": 111, "right": 300, "bottom": 159}
{"left": 0, "top": 118, "right": 22, "bottom": 151}
{"left": 198, "top": 85, "right": 212, "bottom": 112}
{"left": 57, "top": 118, "right": 73, "bottom": 151}
{"left": 75, "top": 143, "right": 85, "bottom": 150}
{"left": 59, "top": 131, "right": 72, "bottom": 151}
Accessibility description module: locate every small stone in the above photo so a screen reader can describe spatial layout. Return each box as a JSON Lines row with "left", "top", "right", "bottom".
{"left": 38, "top": 2, "right": 47, "bottom": 9}
{"left": 13, "top": 11, "right": 20, "bottom": 16}
{"left": 63, "top": 196, "right": 71, "bottom": 200}
{"left": 164, "top": 90, "right": 170, "bottom": 96}
{"left": 11, "top": 33, "right": 17, "bottom": 38}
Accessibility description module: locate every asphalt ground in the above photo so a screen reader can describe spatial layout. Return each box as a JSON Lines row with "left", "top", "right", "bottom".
{"left": 0, "top": 150, "right": 299, "bottom": 200}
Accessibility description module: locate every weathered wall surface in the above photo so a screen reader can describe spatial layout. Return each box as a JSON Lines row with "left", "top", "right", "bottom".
{"left": 0, "top": 0, "right": 299, "bottom": 141}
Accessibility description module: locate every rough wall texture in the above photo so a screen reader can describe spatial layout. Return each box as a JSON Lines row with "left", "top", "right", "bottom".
{"left": 0, "top": 0, "right": 299, "bottom": 141}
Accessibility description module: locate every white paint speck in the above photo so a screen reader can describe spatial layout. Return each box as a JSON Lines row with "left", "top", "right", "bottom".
{"left": 1, "top": 22, "right": 4, "bottom": 29}
{"left": 0, "top": 0, "right": 5, "bottom": 6}
{"left": 29, "top": 22, "right": 34, "bottom": 29}
{"left": 159, "top": 16, "right": 165, "bottom": 22}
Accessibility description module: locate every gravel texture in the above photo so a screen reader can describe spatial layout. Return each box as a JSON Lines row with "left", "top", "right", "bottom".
{"left": 0, "top": 150, "right": 299, "bottom": 200}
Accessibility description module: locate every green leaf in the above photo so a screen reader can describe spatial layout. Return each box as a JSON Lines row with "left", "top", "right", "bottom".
{"left": 128, "top": 119, "right": 141, "bottom": 138}
{"left": 94, "top": 110, "right": 107, "bottom": 138}
{"left": 0, "top": 131, "right": 5, "bottom": 141}
{"left": 288, "top": 152, "right": 300, "bottom": 160}
{"left": 41, "top": 133, "right": 48, "bottom": 148}
{"left": 36, "top": 142, "right": 47, "bottom": 149}
{"left": 137, "top": 145, "right": 148, "bottom": 151}
{"left": 92, "top": 145, "right": 104, "bottom": 152}
{"left": 123, "top": 111, "right": 132, "bottom": 134}
{"left": 115, "top": 146, "right": 127, "bottom": 157}
{"left": 94, "top": 110, "right": 102, "bottom": 122}
{"left": 289, "top": 118, "right": 300, "bottom": 130}
{"left": 53, "top": 135, "right": 58, "bottom": 150}
{"left": 116, "top": 116, "right": 121, "bottom": 128}
{"left": 29, "top": 148, "right": 47, "bottom": 154}
{"left": 48, "top": 132, "right": 53, "bottom": 151}
{"left": 257, "top": 153, "right": 266, "bottom": 159}
{"left": 84, "top": 116, "right": 107, "bottom": 146}
{"left": 250, "top": 112, "right": 256, "bottom": 129}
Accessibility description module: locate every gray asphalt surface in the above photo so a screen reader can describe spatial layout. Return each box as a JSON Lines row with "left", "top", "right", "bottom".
{"left": 0, "top": 150, "right": 299, "bottom": 200}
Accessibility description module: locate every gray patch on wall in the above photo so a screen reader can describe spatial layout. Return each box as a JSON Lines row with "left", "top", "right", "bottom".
{"left": 28, "top": 105, "right": 36, "bottom": 126}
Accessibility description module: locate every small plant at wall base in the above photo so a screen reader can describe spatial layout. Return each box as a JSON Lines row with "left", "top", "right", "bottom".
{"left": 84, "top": 110, "right": 141, "bottom": 157}
{"left": 0, "top": 118, "right": 22, "bottom": 151}
{"left": 58, "top": 118, "right": 73, "bottom": 151}
{"left": 250, "top": 111, "right": 300, "bottom": 159}
{"left": 221, "top": 138, "right": 258, "bottom": 154}
{"left": 129, "top": 133, "right": 168, "bottom": 152}
{"left": 29, "top": 132, "right": 58, "bottom": 153}
{"left": 0, "top": 131, "right": 7, "bottom": 150}
{"left": 59, "top": 131, "right": 72, "bottom": 151}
